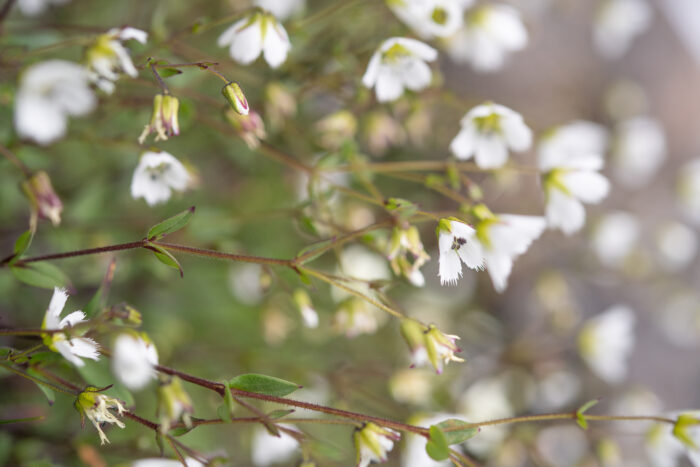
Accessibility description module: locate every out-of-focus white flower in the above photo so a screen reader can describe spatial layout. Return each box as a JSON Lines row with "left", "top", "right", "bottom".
{"left": 471, "top": 205, "right": 545, "bottom": 292}
{"left": 389, "top": 368, "right": 434, "bottom": 405}
{"left": 157, "top": 376, "right": 193, "bottom": 433}
{"left": 131, "top": 151, "right": 191, "bottom": 206}
{"left": 578, "top": 305, "right": 635, "bottom": 384}
{"left": 75, "top": 388, "right": 126, "bottom": 445}
{"left": 362, "top": 37, "right": 437, "bottom": 103}
{"left": 536, "top": 425, "right": 589, "bottom": 466}
{"left": 611, "top": 117, "right": 667, "bottom": 188}
{"left": 450, "top": 103, "right": 532, "bottom": 169}
{"left": 112, "top": 333, "right": 159, "bottom": 391}
{"left": 17, "top": 0, "right": 69, "bottom": 16}
{"left": 656, "top": 293, "right": 700, "bottom": 348}
{"left": 293, "top": 289, "right": 318, "bottom": 328}
{"left": 388, "top": 0, "right": 468, "bottom": 39}
{"left": 86, "top": 27, "right": 148, "bottom": 94}
{"left": 251, "top": 425, "right": 300, "bottom": 466}
{"left": 218, "top": 11, "right": 291, "bottom": 68}
{"left": 678, "top": 159, "right": 700, "bottom": 225}
{"left": 132, "top": 458, "right": 204, "bottom": 467}
{"left": 458, "top": 376, "right": 514, "bottom": 456}
{"left": 333, "top": 245, "right": 392, "bottom": 300}
{"left": 594, "top": 0, "right": 652, "bottom": 59}
{"left": 14, "top": 60, "right": 96, "bottom": 146}
{"left": 254, "top": 0, "right": 305, "bottom": 20}
{"left": 591, "top": 211, "right": 640, "bottom": 268}
{"left": 444, "top": 5, "right": 528, "bottom": 72}
{"left": 42, "top": 288, "right": 100, "bottom": 367}
{"left": 401, "top": 414, "right": 456, "bottom": 467}
{"left": 333, "top": 298, "right": 385, "bottom": 338}
{"left": 229, "top": 263, "right": 268, "bottom": 305}
{"left": 437, "top": 218, "right": 484, "bottom": 286}
{"left": 534, "top": 370, "right": 581, "bottom": 411}
{"left": 355, "top": 422, "right": 401, "bottom": 467}
{"left": 363, "top": 111, "right": 406, "bottom": 156}
{"left": 656, "top": 221, "right": 698, "bottom": 272}
{"left": 539, "top": 121, "right": 610, "bottom": 235}
{"left": 645, "top": 411, "right": 700, "bottom": 467}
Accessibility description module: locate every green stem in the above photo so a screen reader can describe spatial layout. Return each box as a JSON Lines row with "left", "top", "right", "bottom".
{"left": 9, "top": 344, "right": 44, "bottom": 361}
{"left": 459, "top": 412, "right": 675, "bottom": 429}
{"left": 151, "top": 241, "right": 293, "bottom": 267}
{"left": 320, "top": 160, "right": 540, "bottom": 175}
{"left": 0, "top": 361, "right": 77, "bottom": 396}
{"left": 6, "top": 240, "right": 147, "bottom": 266}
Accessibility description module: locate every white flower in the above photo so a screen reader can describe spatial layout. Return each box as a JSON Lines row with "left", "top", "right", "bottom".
{"left": 218, "top": 11, "right": 291, "bottom": 68}
{"left": 17, "top": 0, "right": 69, "bottom": 16}
{"left": 401, "top": 414, "right": 456, "bottom": 467}
{"left": 594, "top": 0, "right": 652, "bottom": 59}
{"left": 86, "top": 27, "right": 148, "bottom": 94}
{"left": 449, "top": 103, "right": 532, "bottom": 169}
{"left": 539, "top": 122, "right": 611, "bottom": 235}
{"left": 76, "top": 389, "right": 126, "bottom": 445}
{"left": 14, "top": 60, "right": 96, "bottom": 146}
{"left": 112, "top": 334, "right": 159, "bottom": 390}
{"left": 388, "top": 0, "right": 468, "bottom": 39}
{"left": 578, "top": 305, "right": 635, "bottom": 384}
{"left": 678, "top": 159, "right": 700, "bottom": 225}
{"left": 590, "top": 211, "right": 640, "bottom": 268}
{"left": 355, "top": 422, "right": 401, "bottom": 467}
{"left": 611, "top": 117, "right": 667, "bottom": 188}
{"left": 131, "top": 151, "right": 191, "bottom": 206}
{"left": 362, "top": 37, "right": 437, "bottom": 103}
{"left": 645, "top": 420, "right": 685, "bottom": 467}
{"left": 334, "top": 298, "right": 385, "bottom": 338}
{"left": 472, "top": 206, "right": 546, "bottom": 292}
{"left": 444, "top": 4, "right": 528, "bottom": 72}
{"left": 437, "top": 218, "right": 484, "bottom": 286}
{"left": 458, "top": 376, "right": 514, "bottom": 456}
{"left": 293, "top": 289, "right": 318, "bottom": 328}
{"left": 536, "top": 425, "right": 589, "bottom": 466}
{"left": 534, "top": 370, "right": 581, "bottom": 411}
{"left": 656, "top": 222, "right": 698, "bottom": 272}
{"left": 42, "top": 288, "right": 100, "bottom": 367}
{"left": 251, "top": 425, "right": 300, "bottom": 466}
{"left": 132, "top": 458, "right": 203, "bottom": 467}
{"left": 253, "top": 0, "right": 305, "bottom": 20}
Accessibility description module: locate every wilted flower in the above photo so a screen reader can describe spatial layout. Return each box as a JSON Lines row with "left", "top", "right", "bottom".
{"left": 218, "top": 11, "right": 291, "bottom": 68}
{"left": 354, "top": 422, "right": 401, "bottom": 467}
{"left": 251, "top": 425, "right": 300, "bottom": 466}
{"left": 22, "top": 171, "right": 63, "bottom": 226}
{"left": 401, "top": 320, "right": 464, "bottom": 374}
{"left": 131, "top": 151, "right": 191, "bottom": 206}
{"left": 315, "top": 110, "right": 357, "bottom": 150}
{"left": 226, "top": 109, "right": 267, "bottom": 149}
{"left": 388, "top": 0, "right": 467, "bottom": 39}
{"left": 293, "top": 289, "right": 318, "bottom": 328}
{"left": 138, "top": 94, "right": 180, "bottom": 144}
{"left": 578, "top": 305, "right": 635, "bottom": 384}
{"left": 594, "top": 0, "right": 652, "bottom": 59}
{"left": 222, "top": 81, "right": 249, "bottom": 116}
{"left": 112, "top": 333, "right": 159, "bottom": 391}
{"left": 450, "top": 102, "right": 532, "bottom": 169}
{"left": 444, "top": 5, "right": 528, "bottom": 72}
{"left": 362, "top": 37, "right": 437, "bottom": 103}
{"left": 158, "top": 376, "right": 193, "bottom": 433}
{"left": 611, "top": 116, "right": 667, "bottom": 188}
{"left": 591, "top": 211, "right": 640, "bottom": 268}
{"left": 75, "top": 387, "right": 126, "bottom": 445}
{"left": 17, "top": 0, "right": 69, "bottom": 16}
{"left": 42, "top": 287, "right": 100, "bottom": 367}
{"left": 253, "top": 0, "right": 305, "bottom": 20}
{"left": 388, "top": 225, "right": 430, "bottom": 287}
{"left": 437, "top": 217, "right": 484, "bottom": 286}
{"left": 86, "top": 27, "right": 148, "bottom": 94}
{"left": 14, "top": 60, "right": 96, "bottom": 146}
{"left": 677, "top": 159, "right": 700, "bottom": 225}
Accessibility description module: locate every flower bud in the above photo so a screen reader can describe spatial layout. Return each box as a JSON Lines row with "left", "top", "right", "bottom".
{"left": 354, "top": 422, "right": 400, "bottom": 466}
{"left": 222, "top": 81, "right": 249, "bottom": 116}
{"left": 158, "top": 376, "right": 193, "bottom": 433}
{"left": 22, "top": 171, "right": 63, "bottom": 226}
{"left": 138, "top": 93, "right": 180, "bottom": 144}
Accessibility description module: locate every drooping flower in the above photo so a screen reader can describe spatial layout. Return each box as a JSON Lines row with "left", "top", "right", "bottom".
{"left": 471, "top": 204, "right": 546, "bottom": 292}
{"left": 611, "top": 116, "right": 667, "bottom": 188}
{"left": 362, "top": 37, "right": 438, "bottom": 103}
{"left": 594, "top": 0, "right": 652, "bottom": 59}
{"left": 42, "top": 288, "right": 100, "bottom": 367}
{"left": 387, "top": 225, "right": 430, "bottom": 287}
{"left": 578, "top": 305, "right": 636, "bottom": 384}
{"left": 22, "top": 171, "right": 63, "bottom": 226}
{"left": 75, "top": 387, "right": 126, "bottom": 444}
{"left": 112, "top": 333, "right": 159, "bottom": 391}
{"left": 401, "top": 320, "right": 464, "bottom": 374}
{"left": 157, "top": 376, "right": 193, "bottom": 433}
{"left": 388, "top": 0, "right": 468, "bottom": 39}
{"left": 539, "top": 121, "right": 610, "bottom": 235}
{"left": 218, "top": 11, "right": 291, "bottom": 68}
{"left": 437, "top": 217, "right": 484, "bottom": 286}
{"left": 253, "top": 0, "right": 305, "bottom": 20}
{"left": 449, "top": 102, "right": 532, "bottom": 169}
{"left": 444, "top": 4, "right": 528, "bottom": 72}
{"left": 354, "top": 422, "right": 401, "bottom": 467}
{"left": 138, "top": 94, "right": 180, "bottom": 144}
{"left": 251, "top": 425, "right": 300, "bottom": 466}
{"left": 226, "top": 109, "right": 267, "bottom": 149}
{"left": 590, "top": 211, "right": 640, "bottom": 268}
{"left": 86, "top": 27, "right": 148, "bottom": 94}
{"left": 130, "top": 151, "right": 191, "bottom": 206}
{"left": 14, "top": 60, "right": 96, "bottom": 146}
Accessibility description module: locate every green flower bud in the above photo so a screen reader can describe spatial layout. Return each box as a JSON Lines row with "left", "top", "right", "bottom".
{"left": 222, "top": 81, "right": 249, "bottom": 116}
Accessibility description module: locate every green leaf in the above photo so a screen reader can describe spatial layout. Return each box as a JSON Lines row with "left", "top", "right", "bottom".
{"left": 169, "top": 425, "right": 194, "bottom": 437}
{"left": 221, "top": 380, "right": 235, "bottom": 422}
{"left": 384, "top": 198, "right": 418, "bottom": 221}
{"left": 11, "top": 263, "right": 69, "bottom": 289}
{"left": 434, "top": 419, "right": 479, "bottom": 445}
{"left": 267, "top": 409, "right": 295, "bottom": 419}
{"left": 26, "top": 369, "right": 54, "bottom": 406}
{"left": 145, "top": 243, "right": 184, "bottom": 277}
{"left": 0, "top": 415, "right": 44, "bottom": 424}
{"left": 229, "top": 374, "right": 301, "bottom": 397}
{"left": 576, "top": 398, "right": 600, "bottom": 430}
{"left": 146, "top": 206, "right": 195, "bottom": 240}
{"left": 425, "top": 425, "right": 450, "bottom": 461}
{"left": 158, "top": 67, "right": 182, "bottom": 78}
{"left": 12, "top": 230, "right": 34, "bottom": 260}
{"left": 294, "top": 238, "right": 334, "bottom": 265}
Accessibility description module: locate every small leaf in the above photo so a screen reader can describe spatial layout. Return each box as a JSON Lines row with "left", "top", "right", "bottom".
{"left": 145, "top": 243, "right": 184, "bottom": 277}
{"left": 434, "top": 419, "right": 479, "bottom": 445}
{"left": 229, "top": 374, "right": 301, "bottom": 397}
{"left": 169, "top": 425, "right": 194, "bottom": 437}
{"left": 12, "top": 230, "right": 34, "bottom": 260}
{"left": 26, "top": 369, "right": 55, "bottom": 406}
{"left": 11, "top": 263, "right": 69, "bottom": 289}
{"left": 267, "top": 409, "right": 294, "bottom": 419}
{"left": 0, "top": 416, "right": 44, "bottom": 425}
{"left": 146, "top": 206, "right": 195, "bottom": 240}
{"left": 221, "top": 381, "right": 235, "bottom": 422}
{"left": 295, "top": 238, "right": 334, "bottom": 265}
{"left": 673, "top": 414, "right": 700, "bottom": 449}
{"left": 384, "top": 198, "right": 418, "bottom": 221}
{"left": 425, "top": 425, "right": 450, "bottom": 461}
{"left": 158, "top": 67, "right": 182, "bottom": 78}
{"left": 576, "top": 398, "right": 600, "bottom": 430}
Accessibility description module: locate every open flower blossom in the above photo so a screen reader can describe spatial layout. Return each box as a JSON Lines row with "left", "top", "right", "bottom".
{"left": 86, "top": 27, "right": 148, "bottom": 94}
{"left": 42, "top": 287, "right": 100, "bottom": 367}
{"left": 138, "top": 94, "right": 180, "bottom": 144}
{"left": 450, "top": 102, "right": 532, "bottom": 169}
{"left": 75, "top": 387, "right": 126, "bottom": 444}
{"left": 594, "top": 0, "right": 652, "bottom": 59}
{"left": 444, "top": 4, "right": 528, "bottom": 72}
{"left": 388, "top": 0, "right": 468, "bottom": 39}
{"left": 17, "top": 0, "right": 69, "bottom": 16}
{"left": 253, "top": 0, "right": 305, "bottom": 20}
{"left": 354, "top": 422, "right": 401, "bottom": 467}
{"left": 578, "top": 305, "right": 636, "bottom": 384}
{"left": 471, "top": 204, "right": 546, "bottom": 292}
{"left": 539, "top": 121, "right": 610, "bottom": 235}
{"left": 14, "top": 60, "right": 96, "bottom": 146}
{"left": 401, "top": 320, "right": 464, "bottom": 374}
{"left": 362, "top": 37, "right": 437, "bottom": 103}
{"left": 112, "top": 333, "right": 159, "bottom": 391}
{"left": 218, "top": 11, "right": 291, "bottom": 68}
{"left": 611, "top": 116, "right": 667, "bottom": 188}
{"left": 437, "top": 217, "right": 484, "bottom": 286}
{"left": 131, "top": 151, "right": 191, "bottom": 206}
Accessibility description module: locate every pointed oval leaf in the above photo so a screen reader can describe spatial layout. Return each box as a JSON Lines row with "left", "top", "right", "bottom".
{"left": 145, "top": 243, "right": 184, "bottom": 277}
{"left": 13, "top": 230, "right": 34, "bottom": 259}
{"left": 147, "top": 206, "right": 195, "bottom": 240}
{"left": 434, "top": 419, "right": 479, "bottom": 445}
{"left": 222, "top": 381, "right": 235, "bottom": 421}
{"left": 11, "top": 263, "right": 69, "bottom": 289}
{"left": 425, "top": 425, "right": 450, "bottom": 461}
{"left": 229, "top": 374, "right": 301, "bottom": 397}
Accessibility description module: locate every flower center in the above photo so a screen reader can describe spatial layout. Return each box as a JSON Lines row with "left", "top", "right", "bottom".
{"left": 473, "top": 113, "right": 501, "bottom": 134}
{"left": 382, "top": 43, "right": 411, "bottom": 63}
{"left": 451, "top": 236, "right": 467, "bottom": 251}
{"left": 431, "top": 7, "right": 448, "bottom": 25}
